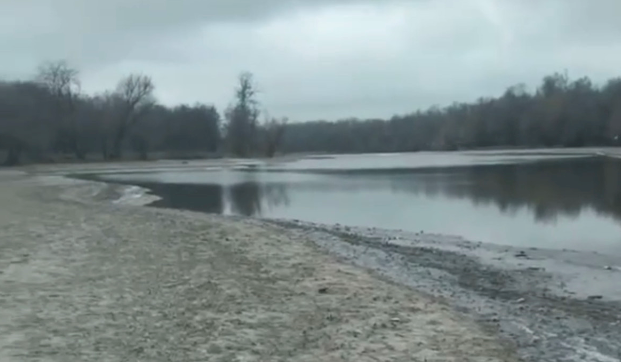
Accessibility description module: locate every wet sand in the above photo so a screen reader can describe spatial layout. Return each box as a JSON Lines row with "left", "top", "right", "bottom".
{"left": 0, "top": 172, "right": 517, "bottom": 361}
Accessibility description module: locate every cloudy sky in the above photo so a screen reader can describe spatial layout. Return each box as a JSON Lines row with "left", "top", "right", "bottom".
{"left": 0, "top": 0, "right": 620, "bottom": 121}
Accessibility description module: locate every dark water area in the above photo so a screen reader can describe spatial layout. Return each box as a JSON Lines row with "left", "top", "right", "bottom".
{"left": 95, "top": 152, "right": 621, "bottom": 254}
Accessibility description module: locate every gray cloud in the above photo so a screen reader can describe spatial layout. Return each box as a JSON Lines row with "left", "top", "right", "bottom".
{"left": 1, "top": 0, "right": 621, "bottom": 120}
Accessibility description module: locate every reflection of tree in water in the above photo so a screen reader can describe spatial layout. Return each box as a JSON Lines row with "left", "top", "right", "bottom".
{"left": 389, "top": 157, "right": 621, "bottom": 223}
{"left": 226, "top": 182, "right": 289, "bottom": 216}
{"left": 228, "top": 182, "right": 261, "bottom": 216}
{"left": 133, "top": 180, "right": 289, "bottom": 217}
{"left": 263, "top": 184, "right": 290, "bottom": 209}
{"left": 144, "top": 182, "right": 225, "bottom": 214}
{"left": 119, "top": 157, "right": 621, "bottom": 224}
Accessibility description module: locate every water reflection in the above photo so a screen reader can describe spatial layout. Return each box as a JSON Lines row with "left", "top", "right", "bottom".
{"left": 129, "top": 156, "right": 621, "bottom": 223}
{"left": 103, "top": 155, "right": 621, "bottom": 252}
{"left": 385, "top": 157, "right": 621, "bottom": 223}
{"left": 226, "top": 182, "right": 289, "bottom": 216}
{"left": 142, "top": 183, "right": 225, "bottom": 214}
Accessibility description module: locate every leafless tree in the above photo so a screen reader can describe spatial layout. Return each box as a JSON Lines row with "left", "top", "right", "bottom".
{"left": 36, "top": 60, "right": 80, "bottom": 99}
{"left": 225, "top": 72, "right": 260, "bottom": 157}
{"left": 88, "top": 91, "right": 121, "bottom": 160}
{"left": 110, "top": 74, "right": 155, "bottom": 158}
{"left": 262, "top": 115, "right": 288, "bottom": 158}
{"left": 0, "top": 81, "right": 55, "bottom": 164}
{"left": 35, "top": 60, "right": 82, "bottom": 157}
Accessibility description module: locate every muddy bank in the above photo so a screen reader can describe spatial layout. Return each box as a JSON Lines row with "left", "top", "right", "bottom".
{"left": 0, "top": 173, "right": 517, "bottom": 361}
{"left": 271, "top": 220, "right": 621, "bottom": 362}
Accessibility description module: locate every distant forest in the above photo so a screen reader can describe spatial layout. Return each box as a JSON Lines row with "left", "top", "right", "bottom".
{"left": 283, "top": 73, "right": 621, "bottom": 153}
{"left": 1, "top": 61, "right": 621, "bottom": 165}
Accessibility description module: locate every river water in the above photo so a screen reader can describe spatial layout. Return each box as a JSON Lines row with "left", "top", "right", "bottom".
{"left": 96, "top": 150, "right": 621, "bottom": 254}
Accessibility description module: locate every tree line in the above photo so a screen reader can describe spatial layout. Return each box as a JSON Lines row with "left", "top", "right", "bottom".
{"left": 0, "top": 61, "right": 287, "bottom": 165}
{"left": 3, "top": 64, "right": 621, "bottom": 166}
{"left": 281, "top": 73, "right": 621, "bottom": 153}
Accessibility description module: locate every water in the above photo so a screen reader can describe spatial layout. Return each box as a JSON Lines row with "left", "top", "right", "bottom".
{"left": 96, "top": 151, "right": 621, "bottom": 254}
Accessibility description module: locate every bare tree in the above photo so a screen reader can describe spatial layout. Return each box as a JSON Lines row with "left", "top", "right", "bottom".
{"left": 88, "top": 92, "right": 121, "bottom": 160}
{"left": 35, "top": 60, "right": 82, "bottom": 157}
{"left": 110, "top": 74, "right": 155, "bottom": 158}
{"left": 225, "top": 72, "right": 260, "bottom": 157}
{"left": 262, "top": 114, "right": 288, "bottom": 158}
{"left": 36, "top": 60, "right": 80, "bottom": 99}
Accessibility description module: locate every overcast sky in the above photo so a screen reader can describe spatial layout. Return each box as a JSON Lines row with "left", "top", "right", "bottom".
{"left": 1, "top": 0, "right": 620, "bottom": 121}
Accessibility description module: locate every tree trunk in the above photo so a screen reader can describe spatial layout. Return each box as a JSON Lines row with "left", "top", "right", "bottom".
{"left": 266, "top": 142, "right": 276, "bottom": 158}
{"left": 70, "top": 130, "right": 85, "bottom": 160}
{"left": 111, "top": 127, "right": 126, "bottom": 159}
{"left": 101, "top": 138, "right": 109, "bottom": 160}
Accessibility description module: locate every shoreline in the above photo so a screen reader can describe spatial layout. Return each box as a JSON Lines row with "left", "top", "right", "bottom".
{"left": 67, "top": 169, "right": 621, "bottom": 361}
{"left": 272, "top": 220, "right": 621, "bottom": 362}
{"left": 2, "top": 170, "right": 620, "bottom": 361}
{"left": 105, "top": 174, "right": 621, "bottom": 361}
{"left": 0, "top": 172, "right": 518, "bottom": 361}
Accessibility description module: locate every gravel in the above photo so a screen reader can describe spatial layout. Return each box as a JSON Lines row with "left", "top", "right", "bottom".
{"left": 272, "top": 220, "right": 621, "bottom": 362}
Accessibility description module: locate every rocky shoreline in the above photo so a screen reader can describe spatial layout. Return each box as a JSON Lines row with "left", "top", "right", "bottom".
{"left": 272, "top": 220, "right": 621, "bottom": 362}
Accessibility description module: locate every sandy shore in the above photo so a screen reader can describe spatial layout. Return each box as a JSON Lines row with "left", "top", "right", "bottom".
{"left": 274, "top": 221, "right": 621, "bottom": 362}
{"left": 0, "top": 171, "right": 517, "bottom": 361}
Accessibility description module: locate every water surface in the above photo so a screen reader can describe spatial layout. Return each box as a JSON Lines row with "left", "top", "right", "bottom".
{"left": 97, "top": 152, "right": 621, "bottom": 254}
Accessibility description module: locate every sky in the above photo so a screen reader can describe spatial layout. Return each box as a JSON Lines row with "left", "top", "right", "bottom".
{"left": 1, "top": 0, "right": 621, "bottom": 121}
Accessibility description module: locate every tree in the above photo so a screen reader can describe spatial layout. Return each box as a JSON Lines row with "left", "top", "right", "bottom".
{"left": 225, "top": 72, "right": 260, "bottom": 157}
{"left": 0, "top": 81, "right": 55, "bottom": 165}
{"left": 35, "top": 60, "right": 82, "bottom": 158}
{"left": 159, "top": 103, "right": 221, "bottom": 156}
{"left": 0, "top": 67, "right": 225, "bottom": 164}
{"left": 110, "top": 74, "right": 155, "bottom": 159}
{"left": 10, "top": 64, "right": 621, "bottom": 165}
{"left": 262, "top": 115, "right": 288, "bottom": 158}
{"left": 90, "top": 92, "right": 123, "bottom": 160}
